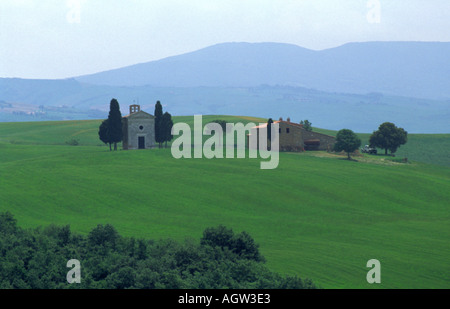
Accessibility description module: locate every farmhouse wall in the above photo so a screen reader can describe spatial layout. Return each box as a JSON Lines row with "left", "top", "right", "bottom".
{"left": 248, "top": 119, "right": 336, "bottom": 152}
{"left": 302, "top": 130, "right": 336, "bottom": 151}
{"left": 277, "top": 121, "right": 304, "bottom": 151}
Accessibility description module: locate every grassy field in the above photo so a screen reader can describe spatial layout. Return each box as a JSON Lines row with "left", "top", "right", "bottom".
{"left": 0, "top": 117, "right": 449, "bottom": 289}
{"left": 1, "top": 117, "right": 448, "bottom": 167}
{"left": 310, "top": 129, "right": 450, "bottom": 168}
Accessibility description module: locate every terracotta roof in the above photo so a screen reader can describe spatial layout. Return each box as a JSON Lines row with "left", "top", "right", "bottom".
{"left": 287, "top": 122, "right": 304, "bottom": 128}
{"left": 252, "top": 123, "right": 268, "bottom": 129}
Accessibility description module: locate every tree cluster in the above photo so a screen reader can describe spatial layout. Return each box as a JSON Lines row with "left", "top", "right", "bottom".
{"left": 334, "top": 122, "right": 408, "bottom": 160}
{"left": 0, "top": 213, "right": 316, "bottom": 289}
{"left": 300, "top": 120, "right": 312, "bottom": 132}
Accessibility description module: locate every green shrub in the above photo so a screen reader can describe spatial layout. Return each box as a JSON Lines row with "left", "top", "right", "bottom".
{"left": 65, "top": 138, "right": 79, "bottom": 146}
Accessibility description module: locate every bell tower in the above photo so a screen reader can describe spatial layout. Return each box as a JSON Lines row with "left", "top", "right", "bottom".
{"left": 130, "top": 104, "right": 140, "bottom": 114}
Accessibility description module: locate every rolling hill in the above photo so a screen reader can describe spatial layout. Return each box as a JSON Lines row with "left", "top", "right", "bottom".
{"left": 0, "top": 116, "right": 448, "bottom": 167}
{"left": 0, "top": 118, "right": 449, "bottom": 288}
{"left": 0, "top": 82, "right": 449, "bottom": 134}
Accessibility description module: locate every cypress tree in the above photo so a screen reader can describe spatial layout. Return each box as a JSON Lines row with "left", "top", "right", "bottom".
{"left": 154, "top": 101, "right": 163, "bottom": 148}
{"left": 161, "top": 112, "right": 174, "bottom": 148}
{"left": 107, "top": 98, "right": 123, "bottom": 151}
{"left": 98, "top": 119, "right": 112, "bottom": 151}
{"left": 267, "top": 118, "right": 273, "bottom": 150}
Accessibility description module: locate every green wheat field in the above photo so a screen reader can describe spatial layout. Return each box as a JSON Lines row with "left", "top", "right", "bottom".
{"left": 0, "top": 116, "right": 449, "bottom": 288}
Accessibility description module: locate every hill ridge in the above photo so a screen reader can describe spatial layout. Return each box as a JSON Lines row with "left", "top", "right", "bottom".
{"left": 74, "top": 41, "right": 450, "bottom": 100}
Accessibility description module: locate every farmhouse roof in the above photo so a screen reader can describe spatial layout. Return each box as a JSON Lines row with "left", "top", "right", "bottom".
{"left": 252, "top": 120, "right": 303, "bottom": 129}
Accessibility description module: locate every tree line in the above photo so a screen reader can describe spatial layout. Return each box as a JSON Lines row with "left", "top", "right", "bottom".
{"left": 98, "top": 99, "right": 173, "bottom": 150}
{"left": 0, "top": 212, "right": 316, "bottom": 289}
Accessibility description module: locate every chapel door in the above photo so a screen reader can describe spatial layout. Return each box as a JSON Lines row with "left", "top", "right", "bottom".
{"left": 138, "top": 136, "right": 145, "bottom": 149}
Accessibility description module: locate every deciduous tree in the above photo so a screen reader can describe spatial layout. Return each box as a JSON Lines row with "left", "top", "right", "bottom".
{"left": 369, "top": 122, "right": 408, "bottom": 155}
{"left": 300, "top": 120, "right": 312, "bottom": 131}
{"left": 334, "top": 129, "right": 361, "bottom": 160}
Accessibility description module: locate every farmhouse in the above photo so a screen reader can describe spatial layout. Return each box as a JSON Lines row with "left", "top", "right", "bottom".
{"left": 249, "top": 117, "right": 336, "bottom": 152}
{"left": 122, "top": 105, "right": 156, "bottom": 150}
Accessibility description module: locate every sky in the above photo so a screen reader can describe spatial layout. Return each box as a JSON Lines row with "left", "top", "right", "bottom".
{"left": 1, "top": 0, "right": 449, "bottom": 79}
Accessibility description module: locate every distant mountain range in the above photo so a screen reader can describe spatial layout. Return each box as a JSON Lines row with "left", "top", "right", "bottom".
{"left": 76, "top": 41, "right": 450, "bottom": 100}
{"left": 1, "top": 41, "right": 449, "bottom": 133}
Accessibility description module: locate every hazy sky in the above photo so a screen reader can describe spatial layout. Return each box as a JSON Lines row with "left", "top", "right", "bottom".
{"left": 1, "top": 0, "right": 449, "bottom": 79}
